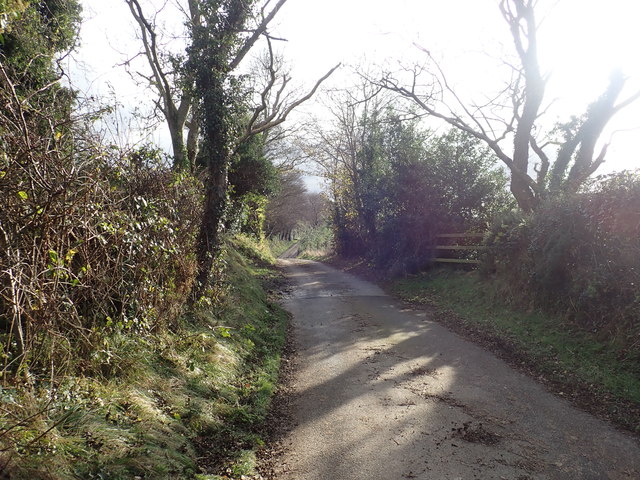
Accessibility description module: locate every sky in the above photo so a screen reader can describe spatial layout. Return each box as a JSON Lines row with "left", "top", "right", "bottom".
{"left": 72, "top": 0, "right": 640, "bottom": 174}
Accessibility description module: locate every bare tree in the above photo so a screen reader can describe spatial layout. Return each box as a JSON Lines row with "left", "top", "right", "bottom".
{"left": 303, "top": 191, "right": 330, "bottom": 226}
{"left": 376, "top": 0, "right": 640, "bottom": 212}
{"left": 265, "top": 171, "right": 329, "bottom": 239}
{"left": 125, "top": 0, "right": 200, "bottom": 171}
{"left": 246, "top": 49, "right": 315, "bottom": 172}
{"left": 125, "top": 0, "right": 339, "bottom": 175}
{"left": 306, "top": 79, "right": 395, "bottom": 243}
{"left": 265, "top": 170, "right": 307, "bottom": 239}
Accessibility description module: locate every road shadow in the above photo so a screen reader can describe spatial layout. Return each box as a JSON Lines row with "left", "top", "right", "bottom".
{"left": 264, "top": 259, "right": 640, "bottom": 480}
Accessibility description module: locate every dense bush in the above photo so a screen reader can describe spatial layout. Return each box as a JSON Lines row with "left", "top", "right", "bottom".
{"left": 484, "top": 171, "right": 640, "bottom": 350}
{"left": 0, "top": 1, "right": 278, "bottom": 382}
{"left": 374, "top": 129, "right": 512, "bottom": 273}
{"left": 227, "top": 133, "right": 277, "bottom": 239}
{"left": 0, "top": 60, "right": 203, "bottom": 378}
{"left": 0, "top": 114, "right": 202, "bottom": 379}
{"left": 327, "top": 108, "right": 512, "bottom": 272}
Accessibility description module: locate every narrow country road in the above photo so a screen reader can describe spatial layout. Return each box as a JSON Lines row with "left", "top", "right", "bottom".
{"left": 274, "top": 259, "right": 640, "bottom": 480}
{"left": 279, "top": 243, "right": 300, "bottom": 259}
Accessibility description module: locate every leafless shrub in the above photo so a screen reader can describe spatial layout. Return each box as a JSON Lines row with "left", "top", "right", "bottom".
{"left": 0, "top": 62, "right": 202, "bottom": 382}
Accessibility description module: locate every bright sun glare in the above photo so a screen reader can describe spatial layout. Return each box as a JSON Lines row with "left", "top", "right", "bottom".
{"left": 273, "top": 0, "right": 640, "bottom": 171}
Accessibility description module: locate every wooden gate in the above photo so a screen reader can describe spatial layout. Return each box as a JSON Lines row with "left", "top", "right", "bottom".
{"left": 433, "top": 233, "right": 486, "bottom": 265}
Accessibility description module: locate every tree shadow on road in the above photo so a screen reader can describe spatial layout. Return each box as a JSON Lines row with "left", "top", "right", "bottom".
{"left": 262, "top": 260, "right": 640, "bottom": 480}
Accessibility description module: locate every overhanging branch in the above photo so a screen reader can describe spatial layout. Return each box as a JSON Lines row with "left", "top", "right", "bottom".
{"left": 235, "top": 63, "right": 341, "bottom": 151}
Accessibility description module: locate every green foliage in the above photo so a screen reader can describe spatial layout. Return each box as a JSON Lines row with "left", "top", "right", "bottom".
{"left": 484, "top": 171, "right": 640, "bottom": 352}
{"left": 330, "top": 106, "right": 388, "bottom": 257}
{"left": 226, "top": 133, "right": 276, "bottom": 239}
{"left": 297, "top": 224, "right": 333, "bottom": 259}
{"left": 329, "top": 104, "right": 511, "bottom": 272}
{"left": 231, "top": 233, "right": 275, "bottom": 266}
{"left": 0, "top": 238, "right": 288, "bottom": 479}
{"left": 374, "top": 127, "right": 511, "bottom": 272}
{"left": 229, "top": 133, "right": 278, "bottom": 198}
{"left": 240, "top": 193, "right": 268, "bottom": 238}
{"left": 0, "top": 0, "right": 81, "bottom": 59}
{"left": 0, "top": 0, "right": 81, "bottom": 112}
{"left": 0, "top": 1, "right": 29, "bottom": 34}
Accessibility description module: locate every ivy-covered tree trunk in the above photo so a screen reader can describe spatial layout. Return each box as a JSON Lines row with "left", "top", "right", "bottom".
{"left": 190, "top": 1, "right": 250, "bottom": 297}
{"left": 188, "top": 0, "right": 323, "bottom": 295}
{"left": 194, "top": 71, "right": 232, "bottom": 292}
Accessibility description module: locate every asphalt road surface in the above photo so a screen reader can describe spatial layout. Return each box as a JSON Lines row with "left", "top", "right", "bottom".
{"left": 279, "top": 243, "right": 300, "bottom": 259}
{"left": 274, "top": 259, "right": 640, "bottom": 480}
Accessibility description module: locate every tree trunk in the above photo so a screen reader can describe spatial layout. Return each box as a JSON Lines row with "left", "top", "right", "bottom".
{"left": 194, "top": 157, "right": 228, "bottom": 293}
{"left": 169, "top": 122, "right": 188, "bottom": 171}
{"left": 509, "top": 175, "right": 537, "bottom": 213}
{"left": 186, "top": 116, "right": 200, "bottom": 172}
{"left": 192, "top": 55, "right": 231, "bottom": 296}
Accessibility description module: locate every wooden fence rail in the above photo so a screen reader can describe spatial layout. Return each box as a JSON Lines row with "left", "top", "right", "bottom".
{"left": 433, "top": 233, "right": 486, "bottom": 265}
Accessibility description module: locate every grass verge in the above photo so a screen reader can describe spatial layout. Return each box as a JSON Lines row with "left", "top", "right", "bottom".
{"left": 389, "top": 269, "right": 640, "bottom": 434}
{"left": 0, "top": 235, "right": 288, "bottom": 479}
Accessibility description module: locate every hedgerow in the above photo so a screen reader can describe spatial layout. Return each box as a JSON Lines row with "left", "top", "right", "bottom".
{"left": 484, "top": 171, "right": 640, "bottom": 352}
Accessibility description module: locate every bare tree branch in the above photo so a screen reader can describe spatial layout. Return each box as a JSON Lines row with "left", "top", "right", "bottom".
{"left": 229, "top": 0, "right": 288, "bottom": 71}
{"left": 125, "top": 0, "right": 196, "bottom": 170}
{"left": 373, "top": 0, "right": 639, "bottom": 211}
{"left": 235, "top": 63, "right": 341, "bottom": 150}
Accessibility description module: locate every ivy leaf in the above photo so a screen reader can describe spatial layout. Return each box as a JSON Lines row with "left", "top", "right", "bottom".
{"left": 65, "top": 248, "right": 77, "bottom": 263}
{"left": 217, "top": 327, "right": 231, "bottom": 338}
{"left": 48, "top": 250, "right": 59, "bottom": 263}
